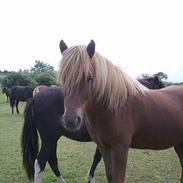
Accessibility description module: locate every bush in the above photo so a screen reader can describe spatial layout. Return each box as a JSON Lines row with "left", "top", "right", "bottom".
{"left": 33, "top": 72, "right": 56, "bottom": 86}
{"left": 1, "top": 72, "right": 36, "bottom": 88}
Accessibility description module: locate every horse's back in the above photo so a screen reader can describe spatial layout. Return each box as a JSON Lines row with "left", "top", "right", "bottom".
{"left": 34, "top": 87, "right": 63, "bottom": 118}
{"left": 34, "top": 87, "right": 63, "bottom": 109}
{"left": 156, "top": 85, "right": 183, "bottom": 104}
{"left": 24, "top": 86, "right": 33, "bottom": 99}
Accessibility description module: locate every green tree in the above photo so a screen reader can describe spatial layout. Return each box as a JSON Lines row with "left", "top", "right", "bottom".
{"left": 33, "top": 72, "right": 56, "bottom": 86}
{"left": 30, "top": 60, "right": 54, "bottom": 74}
{"left": 1, "top": 72, "right": 37, "bottom": 88}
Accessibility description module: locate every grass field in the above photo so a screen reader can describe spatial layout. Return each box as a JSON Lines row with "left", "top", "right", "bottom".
{"left": 0, "top": 93, "right": 181, "bottom": 183}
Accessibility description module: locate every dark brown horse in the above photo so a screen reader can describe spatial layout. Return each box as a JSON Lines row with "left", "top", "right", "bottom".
{"left": 58, "top": 40, "right": 183, "bottom": 183}
{"left": 138, "top": 76, "right": 165, "bottom": 89}
{"left": 21, "top": 78, "right": 163, "bottom": 183}
{"left": 10, "top": 86, "right": 33, "bottom": 114}
{"left": 22, "top": 87, "right": 99, "bottom": 183}
{"left": 2, "top": 87, "right": 10, "bottom": 102}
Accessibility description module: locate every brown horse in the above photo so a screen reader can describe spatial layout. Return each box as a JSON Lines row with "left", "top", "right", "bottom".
{"left": 22, "top": 80, "right": 164, "bottom": 183}
{"left": 58, "top": 40, "right": 183, "bottom": 183}
{"left": 33, "top": 85, "right": 48, "bottom": 97}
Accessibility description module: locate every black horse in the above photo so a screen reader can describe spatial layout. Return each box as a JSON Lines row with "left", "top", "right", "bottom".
{"left": 22, "top": 87, "right": 98, "bottom": 183}
{"left": 21, "top": 77, "right": 164, "bottom": 183}
{"left": 10, "top": 86, "right": 33, "bottom": 114}
{"left": 138, "top": 76, "right": 165, "bottom": 89}
{"left": 2, "top": 87, "right": 10, "bottom": 102}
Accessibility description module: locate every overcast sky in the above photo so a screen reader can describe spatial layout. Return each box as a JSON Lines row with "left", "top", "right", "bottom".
{"left": 0, "top": 0, "right": 182, "bottom": 82}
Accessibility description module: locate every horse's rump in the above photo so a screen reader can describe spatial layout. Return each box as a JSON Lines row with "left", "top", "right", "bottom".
{"left": 33, "top": 85, "right": 48, "bottom": 97}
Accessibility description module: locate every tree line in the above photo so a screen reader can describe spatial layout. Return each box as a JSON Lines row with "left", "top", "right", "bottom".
{"left": 1, "top": 61, "right": 182, "bottom": 89}
{"left": 0, "top": 60, "right": 59, "bottom": 88}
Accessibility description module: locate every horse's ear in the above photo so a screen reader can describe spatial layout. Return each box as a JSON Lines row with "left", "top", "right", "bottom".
{"left": 59, "top": 40, "right": 68, "bottom": 54}
{"left": 87, "top": 40, "right": 95, "bottom": 59}
{"left": 154, "top": 76, "right": 160, "bottom": 84}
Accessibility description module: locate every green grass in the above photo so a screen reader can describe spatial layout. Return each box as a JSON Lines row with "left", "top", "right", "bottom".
{"left": 0, "top": 93, "right": 181, "bottom": 183}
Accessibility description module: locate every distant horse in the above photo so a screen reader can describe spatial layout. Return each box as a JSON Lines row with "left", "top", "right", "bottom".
{"left": 2, "top": 87, "right": 10, "bottom": 102}
{"left": 10, "top": 86, "right": 33, "bottom": 114}
{"left": 33, "top": 85, "right": 48, "bottom": 97}
{"left": 22, "top": 77, "right": 163, "bottom": 183}
{"left": 138, "top": 76, "right": 165, "bottom": 89}
{"left": 58, "top": 40, "right": 183, "bottom": 183}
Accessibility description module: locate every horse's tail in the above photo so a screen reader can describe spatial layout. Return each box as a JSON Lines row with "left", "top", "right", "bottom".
{"left": 21, "top": 98, "right": 39, "bottom": 180}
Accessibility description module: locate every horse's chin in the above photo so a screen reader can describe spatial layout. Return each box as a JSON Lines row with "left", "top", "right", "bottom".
{"left": 62, "top": 119, "right": 83, "bottom": 132}
{"left": 64, "top": 123, "right": 82, "bottom": 132}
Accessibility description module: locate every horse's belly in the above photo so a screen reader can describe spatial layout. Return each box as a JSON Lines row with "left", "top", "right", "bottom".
{"left": 131, "top": 99, "right": 183, "bottom": 150}
{"left": 131, "top": 127, "right": 183, "bottom": 150}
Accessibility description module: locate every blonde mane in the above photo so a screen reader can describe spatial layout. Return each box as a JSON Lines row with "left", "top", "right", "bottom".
{"left": 58, "top": 45, "right": 148, "bottom": 112}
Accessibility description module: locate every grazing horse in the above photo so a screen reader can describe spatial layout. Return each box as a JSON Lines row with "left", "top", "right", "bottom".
{"left": 22, "top": 78, "right": 163, "bottom": 183}
{"left": 2, "top": 87, "right": 10, "bottom": 102}
{"left": 33, "top": 85, "right": 48, "bottom": 97}
{"left": 58, "top": 40, "right": 183, "bottom": 183}
{"left": 10, "top": 86, "right": 33, "bottom": 114}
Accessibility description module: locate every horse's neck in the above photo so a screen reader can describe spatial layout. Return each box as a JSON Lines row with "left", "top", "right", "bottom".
{"left": 87, "top": 100, "right": 116, "bottom": 123}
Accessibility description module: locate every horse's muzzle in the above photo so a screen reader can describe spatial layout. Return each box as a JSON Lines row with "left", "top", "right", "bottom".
{"left": 61, "top": 115, "right": 83, "bottom": 132}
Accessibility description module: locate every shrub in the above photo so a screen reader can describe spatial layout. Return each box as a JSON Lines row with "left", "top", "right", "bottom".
{"left": 33, "top": 72, "right": 56, "bottom": 86}
{"left": 1, "top": 72, "right": 36, "bottom": 88}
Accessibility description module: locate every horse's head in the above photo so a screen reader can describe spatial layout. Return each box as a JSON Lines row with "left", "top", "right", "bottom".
{"left": 2, "top": 87, "right": 5, "bottom": 94}
{"left": 58, "top": 40, "right": 147, "bottom": 131}
{"left": 139, "top": 76, "right": 165, "bottom": 89}
{"left": 59, "top": 40, "right": 95, "bottom": 132}
{"left": 2, "top": 87, "right": 8, "bottom": 94}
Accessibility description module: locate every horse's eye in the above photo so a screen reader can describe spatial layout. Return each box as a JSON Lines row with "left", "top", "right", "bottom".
{"left": 86, "top": 75, "right": 94, "bottom": 82}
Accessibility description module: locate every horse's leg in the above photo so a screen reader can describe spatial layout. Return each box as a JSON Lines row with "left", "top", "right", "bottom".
{"left": 11, "top": 100, "right": 14, "bottom": 114}
{"left": 98, "top": 148, "right": 113, "bottom": 183}
{"left": 87, "top": 147, "right": 102, "bottom": 183}
{"left": 101, "top": 147, "right": 128, "bottom": 183}
{"left": 38, "top": 140, "right": 65, "bottom": 183}
{"left": 47, "top": 142, "right": 66, "bottom": 183}
{"left": 34, "top": 159, "right": 44, "bottom": 183}
{"left": 34, "top": 142, "right": 48, "bottom": 183}
{"left": 15, "top": 100, "right": 19, "bottom": 114}
{"left": 174, "top": 144, "right": 183, "bottom": 183}
{"left": 110, "top": 147, "right": 128, "bottom": 183}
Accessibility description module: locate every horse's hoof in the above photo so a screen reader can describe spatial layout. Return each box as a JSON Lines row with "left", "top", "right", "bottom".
{"left": 57, "top": 176, "right": 66, "bottom": 183}
{"left": 87, "top": 175, "right": 95, "bottom": 183}
{"left": 87, "top": 179, "right": 95, "bottom": 183}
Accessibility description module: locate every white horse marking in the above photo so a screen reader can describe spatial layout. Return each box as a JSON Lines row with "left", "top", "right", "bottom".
{"left": 34, "top": 159, "right": 42, "bottom": 183}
